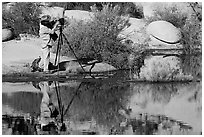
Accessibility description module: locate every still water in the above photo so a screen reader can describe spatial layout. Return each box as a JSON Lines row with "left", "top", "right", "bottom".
{"left": 2, "top": 77, "right": 202, "bottom": 135}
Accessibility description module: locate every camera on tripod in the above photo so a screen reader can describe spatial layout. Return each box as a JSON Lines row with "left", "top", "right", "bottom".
{"left": 45, "top": 18, "right": 64, "bottom": 42}
{"left": 58, "top": 18, "right": 65, "bottom": 26}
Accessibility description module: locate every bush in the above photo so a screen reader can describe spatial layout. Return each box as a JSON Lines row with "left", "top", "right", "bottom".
{"left": 180, "top": 3, "right": 202, "bottom": 54}
{"left": 58, "top": 4, "right": 131, "bottom": 69}
{"left": 128, "top": 43, "right": 149, "bottom": 77}
{"left": 139, "top": 56, "right": 193, "bottom": 81}
{"left": 2, "top": 2, "right": 41, "bottom": 36}
{"left": 146, "top": 4, "right": 187, "bottom": 28}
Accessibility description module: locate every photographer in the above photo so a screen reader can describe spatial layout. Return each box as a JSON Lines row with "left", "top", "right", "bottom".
{"left": 39, "top": 15, "right": 61, "bottom": 73}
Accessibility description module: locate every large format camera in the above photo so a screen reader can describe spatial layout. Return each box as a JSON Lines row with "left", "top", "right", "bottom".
{"left": 40, "top": 18, "right": 64, "bottom": 30}
{"left": 58, "top": 18, "right": 65, "bottom": 26}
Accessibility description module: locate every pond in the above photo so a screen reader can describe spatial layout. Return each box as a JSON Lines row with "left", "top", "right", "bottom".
{"left": 2, "top": 77, "right": 202, "bottom": 135}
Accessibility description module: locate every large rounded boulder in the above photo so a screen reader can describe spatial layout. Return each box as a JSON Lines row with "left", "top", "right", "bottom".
{"left": 146, "top": 20, "right": 182, "bottom": 47}
{"left": 2, "top": 28, "right": 14, "bottom": 42}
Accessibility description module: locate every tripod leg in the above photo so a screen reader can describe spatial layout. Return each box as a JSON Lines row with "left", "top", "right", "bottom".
{"left": 89, "top": 63, "right": 96, "bottom": 78}
{"left": 61, "top": 33, "right": 86, "bottom": 73}
{"left": 57, "top": 33, "right": 63, "bottom": 71}
{"left": 55, "top": 33, "right": 62, "bottom": 66}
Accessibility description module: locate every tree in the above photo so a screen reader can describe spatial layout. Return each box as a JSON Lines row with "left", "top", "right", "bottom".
{"left": 2, "top": 2, "right": 41, "bottom": 36}
{"left": 180, "top": 2, "right": 202, "bottom": 54}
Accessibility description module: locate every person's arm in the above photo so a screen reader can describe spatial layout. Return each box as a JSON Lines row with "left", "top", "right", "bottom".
{"left": 39, "top": 24, "right": 54, "bottom": 35}
{"left": 52, "top": 20, "right": 61, "bottom": 32}
{"left": 40, "top": 21, "right": 60, "bottom": 35}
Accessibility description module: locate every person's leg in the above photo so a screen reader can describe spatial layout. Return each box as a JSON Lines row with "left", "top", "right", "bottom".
{"left": 42, "top": 47, "right": 50, "bottom": 72}
{"left": 39, "top": 49, "right": 44, "bottom": 70}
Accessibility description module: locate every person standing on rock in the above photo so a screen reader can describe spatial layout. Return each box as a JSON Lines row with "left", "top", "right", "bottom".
{"left": 39, "top": 15, "right": 61, "bottom": 73}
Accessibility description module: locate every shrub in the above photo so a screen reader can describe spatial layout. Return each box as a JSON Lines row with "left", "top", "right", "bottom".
{"left": 146, "top": 4, "right": 187, "bottom": 28}
{"left": 180, "top": 2, "right": 202, "bottom": 54}
{"left": 139, "top": 56, "right": 193, "bottom": 81}
{"left": 2, "top": 2, "right": 41, "bottom": 36}
{"left": 58, "top": 4, "right": 131, "bottom": 69}
{"left": 128, "top": 43, "right": 149, "bottom": 78}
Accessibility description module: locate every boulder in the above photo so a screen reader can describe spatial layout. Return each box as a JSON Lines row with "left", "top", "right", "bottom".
{"left": 119, "top": 18, "right": 147, "bottom": 44}
{"left": 84, "top": 62, "right": 116, "bottom": 72}
{"left": 40, "top": 6, "right": 65, "bottom": 20}
{"left": 64, "top": 10, "right": 94, "bottom": 22}
{"left": 146, "top": 20, "right": 182, "bottom": 47}
{"left": 57, "top": 61, "right": 116, "bottom": 73}
{"left": 2, "top": 28, "right": 14, "bottom": 42}
{"left": 40, "top": 7, "right": 94, "bottom": 23}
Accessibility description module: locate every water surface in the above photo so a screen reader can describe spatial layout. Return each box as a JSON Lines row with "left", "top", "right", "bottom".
{"left": 2, "top": 79, "right": 201, "bottom": 135}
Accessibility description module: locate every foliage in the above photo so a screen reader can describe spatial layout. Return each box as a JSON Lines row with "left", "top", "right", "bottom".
{"left": 2, "top": 2, "right": 41, "bottom": 36}
{"left": 139, "top": 56, "right": 193, "bottom": 81}
{"left": 128, "top": 43, "right": 149, "bottom": 77}
{"left": 146, "top": 4, "right": 188, "bottom": 28}
{"left": 58, "top": 4, "right": 131, "bottom": 69}
{"left": 180, "top": 55, "right": 202, "bottom": 79}
{"left": 180, "top": 2, "right": 202, "bottom": 54}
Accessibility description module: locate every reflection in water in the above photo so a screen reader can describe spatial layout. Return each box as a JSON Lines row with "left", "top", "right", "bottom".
{"left": 180, "top": 55, "right": 202, "bottom": 79}
{"left": 2, "top": 92, "right": 42, "bottom": 115}
{"left": 2, "top": 80, "right": 202, "bottom": 135}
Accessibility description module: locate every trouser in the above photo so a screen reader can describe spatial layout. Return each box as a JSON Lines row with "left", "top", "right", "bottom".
{"left": 41, "top": 46, "right": 51, "bottom": 71}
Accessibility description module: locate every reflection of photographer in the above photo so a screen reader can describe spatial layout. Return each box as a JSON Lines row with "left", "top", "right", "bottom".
{"left": 39, "top": 15, "right": 62, "bottom": 73}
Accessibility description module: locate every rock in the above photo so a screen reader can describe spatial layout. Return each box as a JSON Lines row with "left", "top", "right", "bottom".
{"left": 146, "top": 21, "right": 182, "bottom": 47}
{"left": 119, "top": 18, "right": 147, "bottom": 44}
{"left": 84, "top": 62, "right": 116, "bottom": 72}
{"left": 56, "top": 61, "right": 116, "bottom": 73}
{"left": 40, "top": 7, "right": 94, "bottom": 23}
{"left": 40, "top": 6, "right": 64, "bottom": 20}
{"left": 64, "top": 10, "right": 94, "bottom": 22}
{"left": 2, "top": 28, "right": 14, "bottom": 42}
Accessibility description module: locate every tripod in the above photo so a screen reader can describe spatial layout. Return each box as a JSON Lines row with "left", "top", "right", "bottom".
{"left": 54, "top": 26, "right": 86, "bottom": 73}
